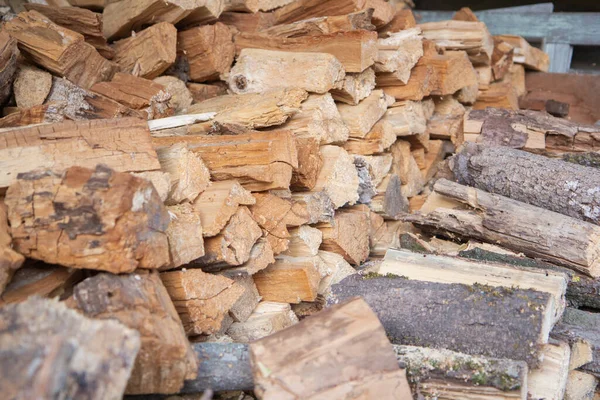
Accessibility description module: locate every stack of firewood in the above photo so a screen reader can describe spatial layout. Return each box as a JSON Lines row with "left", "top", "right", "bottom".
{"left": 0, "top": 0, "right": 599, "bottom": 399}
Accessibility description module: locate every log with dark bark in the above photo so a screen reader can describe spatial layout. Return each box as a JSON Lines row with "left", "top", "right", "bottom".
{"left": 0, "top": 30, "right": 18, "bottom": 106}
{"left": 328, "top": 274, "right": 552, "bottom": 367}
{"left": 451, "top": 143, "right": 600, "bottom": 225}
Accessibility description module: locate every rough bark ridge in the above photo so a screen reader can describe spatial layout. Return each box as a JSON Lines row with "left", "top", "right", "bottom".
{"left": 451, "top": 143, "right": 600, "bottom": 225}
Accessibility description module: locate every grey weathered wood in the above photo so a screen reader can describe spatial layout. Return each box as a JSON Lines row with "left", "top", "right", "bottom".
{"left": 486, "top": 3, "right": 554, "bottom": 13}
{"left": 543, "top": 42, "right": 573, "bottom": 73}
{"left": 450, "top": 143, "right": 600, "bottom": 225}
{"left": 328, "top": 274, "right": 551, "bottom": 368}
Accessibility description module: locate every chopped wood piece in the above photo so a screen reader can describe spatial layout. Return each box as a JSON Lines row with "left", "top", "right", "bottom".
{"left": 0, "top": 296, "right": 140, "bottom": 400}
{"left": 316, "top": 250, "right": 356, "bottom": 296}
{"left": 156, "top": 143, "right": 211, "bottom": 205}
{"left": 249, "top": 193, "right": 309, "bottom": 243}
{"left": 261, "top": 9, "right": 374, "bottom": 38}
{"left": 130, "top": 170, "right": 171, "bottom": 202}
{"left": 13, "top": 64, "right": 52, "bottom": 109}
{"left": 161, "top": 269, "right": 244, "bottom": 336}
{"left": 192, "top": 180, "right": 255, "bottom": 237}
{"left": 456, "top": 82, "right": 479, "bottom": 105}
{"left": 235, "top": 30, "right": 377, "bottom": 73}
{"left": 452, "top": 6, "right": 478, "bottom": 22}
{"left": 291, "top": 191, "right": 335, "bottom": 224}
{"left": 370, "top": 174, "right": 410, "bottom": 218}
{"left": 5, "top": 10, "right": 117, "bottom": 89}
{"left": 311, "top": 145, "right": 360, "bottom": 208}
{"left": 370, "top": 219, "right": 411, "bottom": 257}
{"left": 343, "top": 120, "right": 396, "bottom": 155}
{"left": 0, "top": 30, "right": 18, "bottom": 106}
{"left": 187, "top": 82, "right": 228, "bottom": 103}
{"left": 178, "top": 22, "right": 235, "bottom": 82}
{"left": 227, "top": 301, "right": 298, "bottom": 343}
{"left": 330, "top": 67, "right": 376, "bottom": 105}
{"left": 228, "top": 49, "right": 345, "bottom": 94}
{"left": 395, "top": 345, "right": 528, "bottom": 399}
{"left": 283, "top": 225, "right": 322, "bottom": 257}
{"left": 427, "top": 96, "right": 465, "bottom": 144}
{"left": 91, "top": 73, "right": 172, "bottom": 119}
{"left": 528, "top": 342, "right": 570, "bottom": 400}
{"left": 338, "top": 89, "right": 393, "bottom": 138}
{"left": 361, "top": 154, "right": 392, "bottom": 187}
{"left": 186, "top": 88, "right": 307, "bottom": 132}
{"left": 408, "top": 179, "right": 600, "bottom": 277}
{"left": 390, "top": 139, "right": 425, "bottom": 196}
{"left": 374, "top": 27, "right": 423, "bottom": 84}
{"left": 272, "top": 0, "right": 369, "bottom": 25}
{"left": 196, "top": 206, "right": 262, "bottom": 268}
{"left": 565, "top": 371, "right": 598, "bottom": 400}
{"left": 382, "top": 100, "right": 428, "bottom": 137}
{"left": 0, "top": 118, "right": 159, "bottom": 190}
{"left": 475, "top": 64, "right": 492, "bottom": 90}
{"left": 420, "top": 20, "right": 494, "bottom": 65}
{"left": 153, "top": 130, "right": 298, "bottom": 191}
{"left": 250, "top": 297, "right": 412, "bottom": 399}
{"left": 164, "top": 203, "right": 204, "bottom": 269}
{"left": 228, "top": 238, "right": 275, "bottom": 275}
{"left": 0, "top": 203, "right": 24, "bottom": 292}
{"left": 225, "top": 0, "right": 293, "bottom": 12}
{"left": 218, "top": 11, "right": 276, "bottom": 32}
{"left": 496, "top": 35, "right": 550, "bottom": 72}
{"left": 6, "top": 165, "right": 170, "bottom": 273}
{"left": 354, "top": 155, "right": 377, "bottom": 204}
{"left": 112, "top": 22, "right": 177, "bottom": 79}
{"left": 451, "top": 143, "right": 600, "bottom": 225}
{"left": 291, "top": 137, "right": 322, "bottom": 191}
{"left": 474, "top": 81, "right": 519, "bottom": 110}
{"left": 153, "top": 76, "right": 193, "bottom": 114}
{"left": 378, "top": 9, "right": 416, "bottom": 37}
{"left": 280, "top": 93, "right": 349, "bottom": 144}
{"left": 220, "top": 271, "right": 260, "bottom": 323}
{"left": 69, "top": 271, "right": 198, "bottom": 394}
{"left": 24, "top": 3, "right": 114, "bottom": 59}
{"left": 317, "top": 207, "right": 369, "bottom": 265}
{"left": 420, "top": 139, "right": 449, "bottom": 182}
{"left": 491, "top": 38, "right": 514, "bottom": 81}
{"left": 253, "top": 255, "right": 322, "bottom": 303}
{"left": 329, "top": 274, "right": 552, "bottom": 367}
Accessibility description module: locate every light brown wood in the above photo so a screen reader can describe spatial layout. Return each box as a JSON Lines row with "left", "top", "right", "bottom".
{"left": 191, "top": 180, "right": 255, "bottom": 237}
{"left": 0, "top": 30, "right": 18, "bottom": 106}
{"left": 506, "top": 64, "right": 527, "bottom": 97}
{"left": 311, "top": 145, "right": 360, "bottom": 209}
{"left": 569, "top": 340, "right": 594, "bottom": 370}
{"left": 164, "top": 203, "right": 205, "bottom": 269}
{"left": 161, "top": 268, "right": 244, "bottom": 336}
{"left": 5, "top": 10, "right": 118, "bottom": 89}
{"left": 225, "top": 0, "right": 293, "bottom": 13}
{"left": 112, "top": 22, "right": 177, "bottom": 79}
{"left": 474, "top": 81, "right": 520, "bottom": 110}
{"left": 361, "top": 154, "right": 393, "bottom": 187}
{"left": 0, "top": 118, "right": 160, "bottom": 191}
{"left": 382, "top": 99, "right": 429, "bottom": 137}
{"left": 187, "top": 82, "right": 228, "bottom": 103}
{"left": 272, "top": 0, "right": 367, "bottom": 25}
{"left": 178, "top": 22, "right": 235, "bottom": 82}
{"left": 228, "top": 238, "right": 275, "bottom": 275}
{"left": 330, "top": 67, "right": 376, "bottom": 105}
{"left": 528, "top": 342, "right": 571, "bottom": 400}
{"left": 421, "top": 139, "right": 449, "bottom": 182}
{"left": 283, "top": 225, "right": 323, "bottom": 257}
{"left": 317, "top": 207, "right": 370, "bottom": 265}
{"left": 495, "top": 35, "right": 549, "bottom": 72}
{"left": 261, "top": 9, "right": 374, "bottom": 38}
{"left": 316, "top": 250, "right": 356, "bottom": 296}
{"left": 153, "top": 76, "right": 193, "bottom": 114}
{"left": 13, "top": 64, "right": 52, "bottom": 109}
{"left": 227, "top": 301, "right": 298, "bottom": 343}
{"left": 218, "top": 11, "right": 276, "bottom": 33}
{"left": 338, "top": 89, "right": 394, "bottom": 138}
{"left": 343, "top": 120, "right": 396, "bottom": 155}
{"left": 228, "top": 49, "right": 345, "bottom": 95}
{"left": 452, "top": 6, "right": 478, "bottom": 22}
{"left": 91, "top": 73, "right": 172, "bottom": 119}
{"left": 491, "top": 38, "right": 514, "bottom": 81}
{"left": 378, "top": 8, "right": 416, "bottom": 37}
{"left": 69, "top": 271, "right": 198, "bottom": 395}
{"left": 291, "top": 137, "right": 322, "bottom": 191}
{"left": 291, "top": 191, "right": 335, "bottom": 224}
{"left": 390, "top": 139, "right": 425, "bottom": 197}
{"left": 369, "top": 174, "right": 410, "bottom": 218}
{"left": 253, "top": 255, "right": 322, "bottom": 303}
{"left": 6, "top": 165, "right": 170, "bottom": 273}
{"left": 0, "top": 202, "right": 24, "bottom": 293}
{"left": 220, "top": 271, "right": 260, "bottom": 323}
{"left": 235, "top": 30, "right": 377, "bottom": 73}
{"left": 427, "top": 96, "right": 465, "bottom": 145}
{"left": 374, "top": 27, "right": 423, "bottom": 84}
{"left": 250, "top": 297, "right": 412, "bottom": 400}
{"left": 131, "top": 171, "right": 171, "bottom": 202}
{"left": 475, "top": 64, "right": 492, "bottom": 90}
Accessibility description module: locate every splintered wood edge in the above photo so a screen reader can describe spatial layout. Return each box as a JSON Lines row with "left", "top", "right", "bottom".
{"left": 148, "top": 112, "right": 216, "bottom": 131}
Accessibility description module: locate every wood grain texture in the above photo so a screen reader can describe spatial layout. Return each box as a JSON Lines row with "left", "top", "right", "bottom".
{"left": 0, "top": 30, "right": 19, "bottom": 106}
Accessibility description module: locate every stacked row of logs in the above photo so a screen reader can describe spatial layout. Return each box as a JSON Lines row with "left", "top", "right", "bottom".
{"left": 0, "top": 0, "right": 599, "bottom": 399}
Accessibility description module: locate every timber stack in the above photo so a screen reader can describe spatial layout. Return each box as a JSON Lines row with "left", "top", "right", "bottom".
{"left": 0, "top": 0, "right": 598, "bottom": 399}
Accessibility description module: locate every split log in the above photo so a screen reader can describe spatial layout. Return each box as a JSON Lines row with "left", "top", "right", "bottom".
{"left": 112, "top": 22, "right": 177, "bottom": 79}
{"left": 377, "top": 8, "right": 416, "bottom": 37}
{"left": 178, "top": 22, "right": 235, "bottom": 82}
{"left": 360, "top": 154, "right": 392, "bottom": 187}
{"left": 187, "top": 82, "right": 228, "bottom": 103}
{"left": 420, "top": 139, "right": 452, "bottom": 182}
{"left": 5, "top": 165, "right": 170, "bottom": 273}
{"left": 491, "top": 38, "right": 514, "bottom": 81}
{"left": 253, "top": 255, "right": 322, "bottom": 303}
{"left": 0, "top": 30, "right": 18, "bottom": 106}
{"left": 13, "top": 64, "right": 52, "bottom": 109}
{"left": 5, "top": 10, "right": 117, "bottom": 89}
{"left": 228, "top": 238, "right": 275, "bottom": 275}
{"left": 261, "top": 9, "right": 374, "bottom": 38}
{"left": 369, "top": 174, "right": 410, "bottom": 218}
{"left": 506, "top": 64, "right": 527, "bottom": 97}
{"left": 91, "top": 73, "right": 172, "bottom": 119}
{"left": 0, "top": 202, "right": 24, "bottom": 292}
{"left": 152, "top": 76, "right": 193, "bottom": 114}
{"left": 163, "top": 203, "right": 205, "bottom": 269}
{"left": 427, "top": 96, "right": 465, "bottom": 144}
{"left": 131, "top": 171, "right": 171, "bottom": 202}
{"left": 328, "top": 274, "right": 553, "bottom": 367}
{"left": 161, "top": 268, "right": 244, "bottom": 336}
{"left": 290, "top": 191, "right": 335, "bottom": 224}
{"left": 0, "top": 297, "right": 140, "bottom": 400}
{"left": 343, "top": 119, "right": 396, "bottom": 155}
{"left": 474, "top": 82, "right": 519, "bottom": 110}
{"left": 250, "top": 297, "right": 412, "bottom": 399}
{"left": 317, "top": 208, "right": 369, "bottom": 265}
{"left": 185, "top": 88, "right": 307, "bottom": 133}
{"left": 235, "top": 30, "right": 377, "bottom": 73}
{"left": 565, "top": 371, "right": 598, "bottom": 400}
{"left": 311, "top": 145, "right": 360, "bottom": 208}
{"left": 528, "top": 341, "right": 571, "bottom": 400}
{"left": 380, "top": 249, "right": 567, "bottom": 326}
{"left": 495, "top": 35, "right": 549, "bottom": 72}
{"left": 407, "top": 179, "right": 600, "bottom": 277}
{"left": 354, "top": 156, "right": 377, "bottom": 204}
{"left": 337, "top": 89, "right": 394, "bottom": 138}
{"left": 374, "top": 27, "right": 423, "bottom": 83}
{"left": 225, "top": 0, "right": 293, "bottom": 13}
{"left": 394, "top": 345, "right": 528, "bottom": 399}
{"left": 451, "top": 143, "right": 600, "bottom": 225}
{"left": 316, "top": 249, "right": 356, "bottom": 296}
{"left": 0, "top": 118, "right": 159, "bottom": 190}
{"left": 369, "top": 219, "right": 410, "bottom": 257}
{"left": 390, "top": 140, "right": 425, "bottom": 197}
{"left": 227, "top": 301, "right": 298, "bottom": 343}
{"left": 69, "top": 271, "right": 198, "bottom": 395}
{"left": 475, "top": 64, "right": 493, "bottom": 90}
{"left": 291, "top": 137, "right": 322, "bottom": 191}
{"left": 330, "top": 67, "right": 376, "bottom": 105}
{"left": 273, "top": 0, "right": 393, "bottom": 27}
{"left": 24, "top": 3, "right": 114, "bottom": 59}
{"left": 283, "top": 225, "right": 322, "bottom": 257}
{"left": 452, "top": 6, "right": 478, "bottom": 22}
{"left": 228, "top": 49, "right": 345, "bottom": 95}
{"left": 218, "top": 10, "right": 275, "bottom": 33}
{"left": 382, "top": 100, "right": 428, "bottom": 137}
{"left": 220, "top": 271, "right": 260, "bottom": 323}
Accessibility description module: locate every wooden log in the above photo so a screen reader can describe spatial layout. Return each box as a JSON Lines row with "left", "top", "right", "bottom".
{"left": 369, "top": 219, "right": 410, "bottom": 258}
{"left": 565, "top": 371, "right": 598, "bottom": 400}
{"left": 343, "top": 119, "right": 396, "bottom": 155}
{"left": 394, "top": 345, "right": 528, "bottom": 399}
{"left": 338, "top": 89, "right": 394, "bottom": 139}
{"left": 528, "top": 341, "right": 571, "bottom": 400}
{"left": 13, "top": 64, "right": 52, "bottom": 109}
{"left": 227, "top": 301, "right": 298, "bottom": 343}
{"left": 0, "top": 202, "right": 24, "bottom": 293}
{"left": 177, "top": 1, "right": 225, "bottom": 29}
{"left": 131, "top": 170, "right": 171, "bottom": 202}
{"left": 369, "top": 174, "right": 410, "bottom": 218}
{"left": 452, "top": 6, "right": 478, "bottom": 22}
{"left": 250, "top": 297, "right": 412, "bottom": 399}
{"left": 381, "top": 100, "right": 428, "bottom": 138}
{"left": 283, "top": 225, "right": 322, "bottom": 258}
{"left": 291, "top": 137, "right": 322, "bottom": 191}
{"left": 228, "top": 49, "right": 345, "bottom": 95}
{"left": 311, "top": 145, "right": 359, "bottom": 209}
{"left": 152, "top": 76, "right": 193, "bottom": 114}
{"left": 69, "top": 271, "right": 198, "bottom": 395}
{"left": 0, "top": 30, "right": 18, "bottom": 106}
{"left": 6, "top": 165, "right": 170, "bottom": 273}
{"left": 407, "top": 179, "right": 600, "bottom": 277}
{"left": 377, "top": 8, "right": 416, "bottom": 37}
{"left": 178, "top": 22, "right": 235, "bottom": 83}
{"left": 261, "top": 9, "right": 374, "bottom": 38}
{"left": 187, "top": 82, "right": 228, "bottom": 103}
{"left": 474, "top": 81, "right": 519, "bottom": 110}
{"left": 491, "top": 38, "right": 514, "bottom": 81}
{"left": 228, "top": 237, "right": 275, "bottom": 275}
{"left": 390, "top": 140, "right": 425, "bottom": 197}
{"left": 354, "top": 155, "right": 377, "bottom": 204}
{"left": 328, "top": 274, "right": 552, "bottom": 367}
{"left": 153, "top": 130, "right": 298, "bottom": 191}
{"left": 451, "top": 143, "right": 600, "bottom": 225}
{"left": 186, "top": 88, "right": 307, "bottom": 133}
{"left": 163, "top": 203, "right": 205, "bottom": 269}
{"left": 224, "top": 0, "right": 292, "bottom": 13}
{"left": 0, "top": 296, "right": 140, "bottom": 400}
{"left": 420, "top": 139, "right": 452, "bottom": 182}
{"left": 495, "top": 35, "right": 549, "bottom": 72}
{"left": 330, "top": 67, "right": 375, "bottom": 105}
{"left": 218, "top": 10, "right": 275, "bottom": 33}
{"left": 374, "top": 27, "right": 423, "bottom": 84}
{"left": 235, "top": 30, "right": 377, "bottom": 73}
{"left": 290, "top": 191, "right": 335, "bottom": 224}
{"left": 112, "top": 22, "right": 177, "bottom": 79}
{"left": 427, "top": 96, "right": 465, "bottom": 144}
{"left": 220, "top": 271, "right": 260, "bottom": 323}
{"left": 253, "top": 255, "right": 322, "bottom": 303}
{"left": 5, "top": 10, "right": 117, "bottom": 89}
{"left": 161, "top": 268, "right": 244, "bottom": 336}
{"left": 273, "top": 0, "right": 393, "bottom": 27}
{"left": 316, "top": 250, "right": 356, "bottom": 296}
{"left": 361, "top": 154, "right": 392, "bottom": 187}
{"left": 316, "top": 206, "right": 369, "bottom": 266}
{"left": 24, "top": 3, "right": 113, "bottom": 59}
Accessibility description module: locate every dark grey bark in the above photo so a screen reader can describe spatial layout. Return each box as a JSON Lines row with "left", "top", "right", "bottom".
{"left": 328, "top": 274, "right": 551, "bottom": 368}
{"left": 354, "top": 156, "right": 377, "bottom": 204}
{"left": 451, "top": 142, "right": 600, "bottom": 225}
{"left": 382, "top": 174, "right": 409, "bottom": 219}
{"left": 563, "top": 152, "right": 600, "bottom": 169}
{"left": 551, "top": 308, "right": 600, "bottom": 378}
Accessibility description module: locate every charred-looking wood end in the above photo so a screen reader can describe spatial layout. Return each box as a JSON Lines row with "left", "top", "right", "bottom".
{"left": 5, "top": 164, "right": 171, "bottom": 273}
